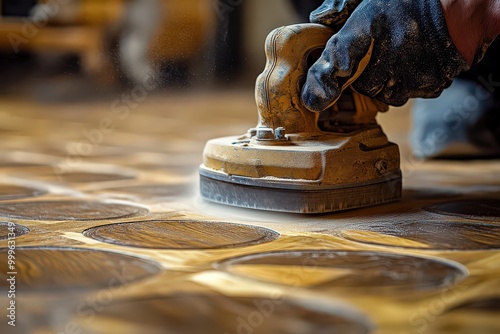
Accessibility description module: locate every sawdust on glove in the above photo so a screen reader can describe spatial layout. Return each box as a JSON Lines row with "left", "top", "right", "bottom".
{"left": 302, "top": 0, "right": 470, "bottom": 109}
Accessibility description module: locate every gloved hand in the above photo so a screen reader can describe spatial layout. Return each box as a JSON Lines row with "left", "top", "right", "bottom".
{"left": 301, "top": 0, "right": 470, "bottom": 109}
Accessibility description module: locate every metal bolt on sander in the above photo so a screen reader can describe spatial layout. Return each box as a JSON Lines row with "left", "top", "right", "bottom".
{"left": 199, "top": 23, "right": 402, "bottom": 213}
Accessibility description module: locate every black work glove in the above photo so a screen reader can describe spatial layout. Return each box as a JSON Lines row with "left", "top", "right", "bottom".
{"left": 301, "top": 0, "right": 470, "bottom": 109}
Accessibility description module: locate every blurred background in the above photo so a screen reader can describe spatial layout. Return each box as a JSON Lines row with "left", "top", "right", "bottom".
{"left": 0, "top": 0, "right": 413, "bottom": 185}
{"left": 0, "top": 0, "right": 309, "bottom": 101}
{"left": 2, "top": 5, "right": 500, "bottom": 334}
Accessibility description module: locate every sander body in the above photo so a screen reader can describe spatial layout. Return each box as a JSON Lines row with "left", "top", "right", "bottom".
{"left": 199, "top": 24, "right": 402, "bottom": 213}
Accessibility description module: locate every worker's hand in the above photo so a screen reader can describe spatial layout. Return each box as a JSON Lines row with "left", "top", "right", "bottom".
{"left": 307, "top": 0, "right": 362, "bottom": 27}
{"left": 301, "top": 0, "right": 470, "bottom": 109}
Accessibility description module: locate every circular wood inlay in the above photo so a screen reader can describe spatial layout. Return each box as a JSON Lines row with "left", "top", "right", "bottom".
{"left": 105, "top": 184, "right": 190, "bottom": 198}
{"left": 342, "top": 221, "right": 500, "bottom": 250}
{"left": 75, "top": 294, "right": 371, "bottom": 334}
{"left": 451, "top": 298, "right": 500, "bottom": 311}
{"left": 41, "top": 171, "right": 135, "bottom": 183}
{"left": 84, "top": 220, "right": 279, "bottom": 249}
{"left": 0, "top": 200, "right": 148, "bottom": 221}
{"left": 429, "top": 297, "right": 500, "bottom": 334}
{"left": 0, "top": 184, "right": 45, "bottom": 200}
{"left": 0, "top": 247, "right": 161, "bottom": 291}
{"left": 219, "top": 250, "right": 467, "bottom": 292}
{"left": 0, "top": 161, "right": 45, "bottom": 168}
{"left": 404, "top": 188, "right": 461, "bottom": 200}
{"left": 0, "top": 222, "right": 29, "bottom": 240}
{"left": 424, "top": 199, "right": 500, "bottom": 222}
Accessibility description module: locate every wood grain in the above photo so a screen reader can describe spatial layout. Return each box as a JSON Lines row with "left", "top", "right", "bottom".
{"left": 73, "top": 294, "right": 370, "bottom": 334}
{"left": 0, "top": 222, "right": 29, "bottom": 240}
{"left": 219, "top": 250, "right": 467, "bottom": 292}
{"left": 0, "top": 200, "right": 148, "bottom": 221}
{"left": 342, "top": 221, "right": 500, "bottom": 250}
{"left": 83, "top": 220, "right": 280, "bottom": 249}
{"left": 34, "top": 171, "right": 135, "bottom": 183}
{"left": 0, "top": 184, "right": 45, "bottom": 200}
{"left": 101, "top": 184, "right": 191, "bottom": 199}
{"left": 0, "top": 247, "right": 161, "bottom": 291}
{"left": 0, "top": 161, "right": 45, "bottom": 168}
{"left": 424, "top": 199, "right": 500, "bottom": 222}
{"left": 451, "top": 297, "right": 500, "bottom": 311}
{"left": 404, "top": 188, "right": 462, "bottom": 200}
{"left": 0, "top": 91, "right": 499, "bottom": 333}
{"left": 428, "top": 297, "right": 500, "bottom": 333}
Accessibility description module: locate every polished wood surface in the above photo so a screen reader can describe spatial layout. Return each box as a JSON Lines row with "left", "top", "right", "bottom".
{"left": 0, "top": 184, "right": 45, "bottom": 200}
{"left": 77, "top": 294, "right": 371, "bottom": 334}
{"left": 0, "top": 222, "right": 29, "bottom": 240}
{"left": 0, "top": 247, "right": 161, "bottom": 291}
{"left": 0, "top": 91, "right": 499, "bottom": 333}
{"left": 0, "top": 200, "right": 149, "bottom": 221}
{"left": 83, "top": 220, "right": 280, "bottom": 249}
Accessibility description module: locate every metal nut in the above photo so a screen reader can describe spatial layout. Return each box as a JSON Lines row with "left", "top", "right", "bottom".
{"left": 275, "top": 127, "right": 286, "bottom": 140}
{"left": 256, "top": 127, "right": 274, "bottom": 140}
{"left": 375, "top": 159, "right": 388, "bottom": 174}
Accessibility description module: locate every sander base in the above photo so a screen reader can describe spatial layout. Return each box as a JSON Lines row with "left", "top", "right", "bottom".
{"left": 200, "top": 126, "right": 402, "bottom": 214}
{"left": 200, "top": 168, "right": 402, "bottom": 214}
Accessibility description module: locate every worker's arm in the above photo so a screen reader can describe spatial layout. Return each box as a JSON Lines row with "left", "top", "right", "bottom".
{"left": 441, "top": 0, "right": 500, "bottom": 65}
{"left": 302, "top": 0, "right": 500, "bottom": 110}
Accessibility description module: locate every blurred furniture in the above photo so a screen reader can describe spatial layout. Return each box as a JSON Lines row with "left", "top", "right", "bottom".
{"left": 0, "top": 0, "right": 217, "bottom": 85}
{"left": 149, "top": 1, "right": 215, "bottom": 64}
{"left": 0, "top": 0, "right": 123, "bottom": 76}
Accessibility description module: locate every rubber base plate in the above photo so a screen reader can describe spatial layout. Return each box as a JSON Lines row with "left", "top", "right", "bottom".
{"left": 200, "top": 171, "right": 402, "bottom": 214}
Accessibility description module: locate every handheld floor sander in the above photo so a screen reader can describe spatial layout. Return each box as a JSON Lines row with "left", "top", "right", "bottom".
{"left": 200, "top": 23, "right": 402, "bottom": 213}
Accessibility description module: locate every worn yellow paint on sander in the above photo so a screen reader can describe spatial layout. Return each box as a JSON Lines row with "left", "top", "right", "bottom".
{"left": 199, "top": 23, "right": 401, "bottom": 213}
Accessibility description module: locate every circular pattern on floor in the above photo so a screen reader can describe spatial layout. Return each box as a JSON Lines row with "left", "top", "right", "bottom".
{"left": 428, "top": 297, "right": 500, "bottom": 334}
{"left": 219, "top": 250, "right": 467, "bottom": 292}
{"left": 342, "top": 221, "right": 500, "bottom": 250}
{"left": 404, "top": 188, "right": 461, "bottom": 200}
{"left": 74, "top": 294, "right": 371, "bottom": 334}
{"left": 424, "top": 199, "right": 500, "bottom": 222}
{"left": 450, "top": 297, "right": 500, "bottom": 311}
{"left": 0, "top": 200, "right": 148, "bottom": 221}
{"left": 0, "top": 161, "right": 45, "bottom": 168}
{"left": 84, "top": 220, "right": 279, "bottom": 249}
{"left": 0, "top": 222, "right": 29, "bottom": 240}
{"left": 103, "top": 184, "right": 190, "bottom": 198}
{"left": 38, "top": 171, "right": 135, "bottom": 183}
{"left": 0, "top": 184, "right": 46, "bottom": 201}
{"left": 0, "top": 247, "right": 161, "bottom": 291}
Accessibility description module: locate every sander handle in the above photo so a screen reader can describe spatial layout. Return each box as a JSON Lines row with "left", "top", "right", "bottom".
{"left": 255, "top": 23, "right": 388, "bottom": 134}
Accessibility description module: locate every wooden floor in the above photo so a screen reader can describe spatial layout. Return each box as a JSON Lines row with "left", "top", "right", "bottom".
{"left": 0, "top": 90, "right": 499, "bottom": 333}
